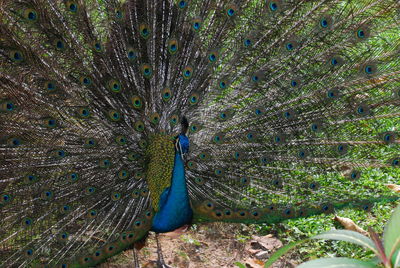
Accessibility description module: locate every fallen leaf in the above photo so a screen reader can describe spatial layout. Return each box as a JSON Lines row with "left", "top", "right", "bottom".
{"left": 250, "top": 235, "right": 283, "bottom": 251}
{"left": 386, "top": 184, "right": 400, "bottom": 193}
{"left": 255, "top": 250, "right": 270, "bottom": 260}
{"left": 247, "top": 248, "right": 261, "bottom": 255}
{"left": 333, "top": 215, "right": 368, "bottom": 236}
{"left": 245, "top": 258, "right": 264, "bottom": 268}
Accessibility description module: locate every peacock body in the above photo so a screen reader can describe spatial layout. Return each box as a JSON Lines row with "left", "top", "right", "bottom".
{"left": 0, "top": 0, "right": 399, "bottom": 266}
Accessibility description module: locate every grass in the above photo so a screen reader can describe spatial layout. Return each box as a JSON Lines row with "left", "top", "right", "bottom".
{"left": 251, "top": 200, "right": 400, "bottom": 265}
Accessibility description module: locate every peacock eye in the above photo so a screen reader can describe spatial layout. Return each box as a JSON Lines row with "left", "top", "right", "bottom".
{"left": 178, "top": 1, "right": 187, "bottom": 8}
{"left": 80, "top": 76, "right": 92, "bottom": 86}
{"left": 269, "top": 2, "right": 278, "bottom": 11}
{"left": 183, "top": 67, "right": 192, "bottom": 78}
{"left": 194, "top": 177, "right": 204, "bottom": 185}
{"left": 6, "top": 102, "right": 14, "bottom": 111}
{"left": 10, "top": 50, "right": 24, "bottom": 62}
{"left": 93, "top": 42, "right": 102, "bottom": 52}
{"left": 127, "top": 48, "right": 138, "bottom": 60}
{"left": 47, "top": 82, "right": 55, "bottom": 90}
{"left": 357, "top": 104, "right": 370, "bottom": 115}
{"left": 139, "top": 24, "right": 150, "bottom": 39}
{"left": 208, "top": 50, "right": 219, "bottom": 63}
{"left": 131, "top": 96, "right": 143, "bottom": 110}
{"left": 14, "top": 52, "right": 21, "bottom": 59}
{"left": 141, "top": 64, "right": 153, "bottom": 78}
{"left": 25, "top": 9, "right": 38, "bottom": 21}
{"left": 111, "top": 192, "right": 121, "bottom": 201}
{"left": 162, "top": 88, "right": 172, "bottom": 101}
{"left": 13, "top": 139, "right": 19, "bottom": 145}
{"left": 188, "top": 93, "right": 199, "bottom": 105}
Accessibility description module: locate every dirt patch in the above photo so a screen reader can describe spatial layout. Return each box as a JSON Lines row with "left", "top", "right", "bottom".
{"left": 101, "top": 223, "right": 297, "bottom": 268}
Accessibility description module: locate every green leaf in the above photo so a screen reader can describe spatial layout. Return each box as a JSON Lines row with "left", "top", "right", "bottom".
{"left": 369, "top": 256, "right": 382, "bottom": 265}
{"left": 234, "top": 262, "right": 246, "bottom": 268}
{"left": 297, "top": 257, "right": 379, "bottom": 268}
{"left": 312, "top": 230, "right": 378, "bottom": 255}
{"left": 264, "top": 239, "right": 308, "bottom": 268}
{"left": 384, "top": 205, "right": 400, "bottom": 259}
{"left": 393, "top": 249, "right": 400, "bottom": 268}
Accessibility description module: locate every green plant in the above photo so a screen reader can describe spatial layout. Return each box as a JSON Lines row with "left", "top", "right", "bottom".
{"left": 265, "top": 204, "right": 400, "bottom": 268}
{"left": 180, "top": 234, "right": 201, "bottom": 246}
{"left": 234, "top": 262, "right": 246, "bottom": 268}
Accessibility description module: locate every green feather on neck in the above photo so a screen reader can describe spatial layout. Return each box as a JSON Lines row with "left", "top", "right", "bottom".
{"left": 145, "top": 133, "right": 176, "bottom": 211}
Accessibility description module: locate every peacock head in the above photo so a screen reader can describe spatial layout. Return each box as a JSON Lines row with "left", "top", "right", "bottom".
{"left": 176, "top": 116, "right": 190, "bottom": 155}
{"left": 177, "top": 134, "right": 189, "bottom": 154}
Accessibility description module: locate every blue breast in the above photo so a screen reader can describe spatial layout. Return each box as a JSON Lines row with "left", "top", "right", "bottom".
{"left": 151, "top": 151, "right": 193, "bottom": 233}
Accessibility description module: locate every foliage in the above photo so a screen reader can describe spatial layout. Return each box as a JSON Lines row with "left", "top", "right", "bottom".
{"left": 265, "top": 204, "right": 400, "bottom": 268}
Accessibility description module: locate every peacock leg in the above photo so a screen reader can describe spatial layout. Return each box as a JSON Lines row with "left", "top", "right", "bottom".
{"left": 155, "top": 233, "right": 172, "bottom": 268}
{"left": 133, "top": 246, "right": 141, "bottom": 268}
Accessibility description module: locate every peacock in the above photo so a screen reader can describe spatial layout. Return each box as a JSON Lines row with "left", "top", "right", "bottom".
{"left": 0, "top": 0, "right": 399, "bottom": 266}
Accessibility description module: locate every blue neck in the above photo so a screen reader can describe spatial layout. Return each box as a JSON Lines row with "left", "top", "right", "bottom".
{"left": 151, "top": 152, "right": 193, "bottom": 233}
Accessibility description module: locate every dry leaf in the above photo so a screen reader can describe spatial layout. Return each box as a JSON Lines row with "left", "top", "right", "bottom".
{"left": 333, "top": 215, "right": 368, "bottom": 236}
{"left": 245, "top": 258, "right": 264, "bottom": 268}
{"left": 250, "top": 235, "right": 283, "bottom": 251}
{"left": 247, "top": 248, "right": 261, "bottom": 255}
{"left": 386, "top": 184, "right": 400, "bottom": 193}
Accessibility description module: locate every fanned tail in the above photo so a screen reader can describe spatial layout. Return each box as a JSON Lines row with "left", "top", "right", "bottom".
{"left": 0, "top": 0, "right": 399, "bottom": 267}
{"left": 184, "top": 0, "right": 400, "bottom": 223}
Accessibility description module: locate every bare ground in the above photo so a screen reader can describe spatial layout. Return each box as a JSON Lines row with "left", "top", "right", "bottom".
{"left": 101, "top": 223, "right": 297, "bottom": 268}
